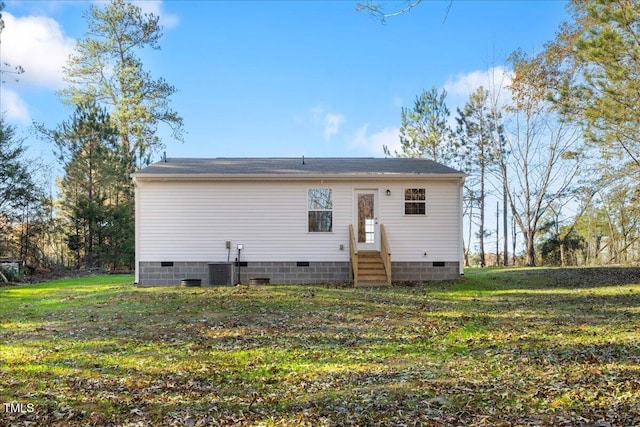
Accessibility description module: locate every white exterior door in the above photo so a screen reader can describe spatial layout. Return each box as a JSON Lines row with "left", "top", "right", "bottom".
{"left": 355, "top": 190, "right": 380, "bottom": 251}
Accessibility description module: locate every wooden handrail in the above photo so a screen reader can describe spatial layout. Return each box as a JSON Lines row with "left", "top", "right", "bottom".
{"left": 349, "top": 224, "right": 358, "bottom": 285}
{"left": 380, "top": 224, "right": 392, "bottom": 284}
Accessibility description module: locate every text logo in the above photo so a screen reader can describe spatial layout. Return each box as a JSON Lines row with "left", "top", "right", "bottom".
{"left": 3, "top": 402, "right": 35, "bottom": 414}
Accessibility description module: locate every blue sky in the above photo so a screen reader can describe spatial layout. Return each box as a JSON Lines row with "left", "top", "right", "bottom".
{"left": 2, "top": 0, "right": 568, "bottom": 164}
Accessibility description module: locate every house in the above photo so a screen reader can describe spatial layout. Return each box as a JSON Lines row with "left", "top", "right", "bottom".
{"left": 132, "top": 157, "right": 465, "bottom": 286}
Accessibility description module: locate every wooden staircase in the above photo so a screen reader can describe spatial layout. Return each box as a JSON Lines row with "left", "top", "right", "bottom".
{"left": 349, "top": 224, "right": 392, "bottom": 287}
{"left": 356, "top": 251, "right": 389, "bottom": 287}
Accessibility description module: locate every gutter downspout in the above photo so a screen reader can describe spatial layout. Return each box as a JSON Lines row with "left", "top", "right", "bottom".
{"left": 459, "top": 176, "right": 465, "bottom": 276}
{"left": 134, "top": 178, "right": 140, "bottom": 285}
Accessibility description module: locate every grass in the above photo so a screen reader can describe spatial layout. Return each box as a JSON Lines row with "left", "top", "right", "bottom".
{"left": 1, "top": 268, "right": 639, "bottom": 426}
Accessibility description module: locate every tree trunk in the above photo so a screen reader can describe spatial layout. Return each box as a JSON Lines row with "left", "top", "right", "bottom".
{"left": 525, "top": 233, "right": 536, "bottom": 266}
{"left": 479, "top": 164, "right": 486, "bottom": 267}
{"left": 503, "top": 180, "right": 508, "bottom": 266}
{"left": 512, "top": 214, "right": 517, "bottom": 266}
{"left": 463, "top": 241, "right": 470, "bottom": 267}
{"left": 465, "top": 194, "right": 474, "bottom": 267}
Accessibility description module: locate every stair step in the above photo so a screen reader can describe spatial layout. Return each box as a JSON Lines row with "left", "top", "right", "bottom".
{"left": 359, "top": 251, "right": 382, "bottom": 257}
{"left": 359, "top": 270, "right": 385, "bottom": 275}
{"left": 353, "top": 249, "right": 390, "bottom": 286}
{"left": 358, "top": 263, "right": 385, "bottom": 269}
{"left": 359, "top": 272, "right": 385, "bottom": 278}
{"left": 359, "top": 270, "right": 385, "bottom": 276}
{"left": 358, "top": 274, "right": 387, "bottom": 282}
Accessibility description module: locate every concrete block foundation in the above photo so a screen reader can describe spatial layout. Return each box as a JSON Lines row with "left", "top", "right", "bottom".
{"left": 137, "top": 260, "right": 460, "bottom": 286}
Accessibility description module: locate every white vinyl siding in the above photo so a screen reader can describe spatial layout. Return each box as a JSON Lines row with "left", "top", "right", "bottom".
{"left": 137, "top": 181, "right": 351, "bottom": 262}
{"left": 136, "top": 178, "right": 462, "bottom": 264}
{"left": 379, "top": 180, "right": 461, "bottom": 262}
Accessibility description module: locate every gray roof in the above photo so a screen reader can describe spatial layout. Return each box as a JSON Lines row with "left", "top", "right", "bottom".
{"left": 133, "top": 157, "right": 465, "bottom": 178}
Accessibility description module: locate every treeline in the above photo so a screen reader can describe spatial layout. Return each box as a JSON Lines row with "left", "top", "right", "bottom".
{"left": 0, "top": 0, "right": 182, "bottom": 274}
{"left": 390, "top": 0, "right": 640, "bottom": 267}
{"left": 2, "top": 1, "right": 640, "bottom": 273}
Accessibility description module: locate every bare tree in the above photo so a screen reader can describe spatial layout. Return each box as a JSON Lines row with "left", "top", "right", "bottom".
{"left": 498, "top": 51, "right": 582, "bottom": 266}
{"left": 357, "top": 0, "right": 452, "bottom": 23}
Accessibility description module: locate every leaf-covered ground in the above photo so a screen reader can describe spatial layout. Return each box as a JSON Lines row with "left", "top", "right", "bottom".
{"left": 1, "top": 268, "right": 639, "bottom": 426}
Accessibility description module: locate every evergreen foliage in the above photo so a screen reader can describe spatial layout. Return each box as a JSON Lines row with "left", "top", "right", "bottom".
{"left": 0, "top": 117, "right": 39, "bottom": 257}
{"left": 40, "top": 103, "right": 133, "bottom": 269}
{"left": 33, "top": 0, "right": 183, "bottom": 270}
{"left": 556, "top": 0, "right": 640, "bottom": 168}
{"left": 59, "top": 0, "right": 184, "bottom": 171}
{"left": 456, "top": 87, "right": 505, "bottom": 267}
{"left": 386, "top": 87, "right": 455, "bottom": 165}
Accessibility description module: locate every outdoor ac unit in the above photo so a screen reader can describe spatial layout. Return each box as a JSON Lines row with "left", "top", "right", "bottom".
{"left": 208, "top": 262, "right": 234, "bottom": 286}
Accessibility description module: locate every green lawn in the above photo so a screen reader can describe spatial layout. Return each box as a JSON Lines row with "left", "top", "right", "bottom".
{"left": 1, "top": 269, "right": 639, "bottom": 426}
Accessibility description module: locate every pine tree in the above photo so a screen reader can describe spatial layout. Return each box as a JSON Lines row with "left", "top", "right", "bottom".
{"left": 456, "top": 87, "right": 505, "bottom": 267}
{"left": 386, "top": 87, "right": 455, "bottom": 165}
{"left": 0, "top": 116, "right": 39, "bottom": 257}
{"left": 39, "top": 102, "right": 132, "bottom": 269}
{"left": 59, "top": 0, "right": 184, "bottom": 172}
{"left": 555, "top": 0, "right": 640, "bottom": 169}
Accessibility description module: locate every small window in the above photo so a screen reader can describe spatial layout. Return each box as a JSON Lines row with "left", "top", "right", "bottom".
{"left": 308, "top": 188, "right": 333, "bottom": 232}
{"left": 404, "top": 188, "right": 426, "bottom": 215}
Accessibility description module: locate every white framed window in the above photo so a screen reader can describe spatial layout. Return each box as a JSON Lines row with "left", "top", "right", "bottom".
{"left": 404, "top": 188, "right": 426, "bottom": 215}
{"left": 308, "top": 188, "right": 333, "bottom": 232}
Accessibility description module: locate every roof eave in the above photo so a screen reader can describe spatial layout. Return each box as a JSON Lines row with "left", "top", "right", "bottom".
{"left": 132, "top": 172, "right": 467, "bottom": 182}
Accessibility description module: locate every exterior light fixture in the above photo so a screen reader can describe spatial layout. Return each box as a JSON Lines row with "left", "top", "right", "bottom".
{"left": 386, "top": 189, "right": 391, "bottom": 196}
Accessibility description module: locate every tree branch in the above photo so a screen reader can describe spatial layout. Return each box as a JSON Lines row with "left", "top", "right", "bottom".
{"left": 357, "top": 0, "right": 453, "bottom": 23}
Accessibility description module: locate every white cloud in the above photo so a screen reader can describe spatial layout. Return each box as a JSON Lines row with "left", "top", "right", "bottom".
{"left": 444, "top": 65, "right": 513, "bottom": 110}
{"left": 350, "top": 124, "right": 400, "bottom": 156}
{"left": 308, "top": 106, "right": 345, "bottom": 141}
{"left": 324, "top": 113, "right": 345, "bottom": 141}
{"left": 1, "top": 12, "right": 75, "bottom": 89}
{"left": 0, "top": 88, "right": 30, "bottom": 123}
{"left": 133, "top": 1, "right": 180, "bottom": 29}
